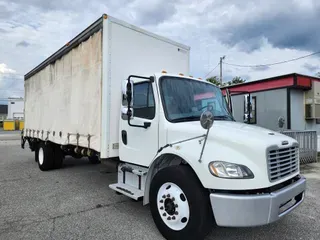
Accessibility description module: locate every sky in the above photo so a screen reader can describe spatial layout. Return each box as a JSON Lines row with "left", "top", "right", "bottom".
{"left": 0, "top": 0, "right": 320, "bottom": 100}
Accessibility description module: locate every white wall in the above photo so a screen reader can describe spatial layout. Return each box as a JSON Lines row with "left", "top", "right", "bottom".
{"left": 8, "top": 99, "right": 24, "bottom": 119}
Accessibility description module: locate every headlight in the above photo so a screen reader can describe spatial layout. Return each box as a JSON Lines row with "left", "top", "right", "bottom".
{"left": 208, "top": 161, "right": 254, "bottom": 179}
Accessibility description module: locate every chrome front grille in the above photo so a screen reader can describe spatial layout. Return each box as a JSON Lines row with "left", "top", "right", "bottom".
{"left": 267, "top": 145, "right": 299, "bottom": 182}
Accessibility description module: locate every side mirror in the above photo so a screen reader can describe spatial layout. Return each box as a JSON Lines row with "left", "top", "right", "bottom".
{"left": 122, "top": 74, "right": 153, "bottom": 129}
{"left": 198, "top": 109, "right": 215, "bottom": 163}
{"left": 200, "top": 110, "right": 214, "bottom": 130}
{"left": 121, "top": 106, "right": 134, "bottom": 120}
{"left": 122, "top": 80, "right": 133, "bottom": 107}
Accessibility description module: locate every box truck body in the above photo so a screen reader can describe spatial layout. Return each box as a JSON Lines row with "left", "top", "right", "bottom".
{"left": 24, "top": 15, "right": 190, "bottom": 159}
{"left": 22, "top": 14, "right": 306, "bottom": 240}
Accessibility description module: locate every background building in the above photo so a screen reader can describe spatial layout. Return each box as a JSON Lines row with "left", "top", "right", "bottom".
{"left": 221, "top": 73, "right": 320, "bottom": 133}
{"left": 7, "top": 97, "right": 24, "bottom": 120}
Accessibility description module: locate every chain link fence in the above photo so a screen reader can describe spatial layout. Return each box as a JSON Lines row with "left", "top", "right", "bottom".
{"left": 280, "top": 130, "right": 318, "bottom": 164}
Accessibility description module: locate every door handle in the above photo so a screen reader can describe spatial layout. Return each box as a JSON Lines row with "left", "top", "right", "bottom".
{"left": 122, "top": 130, "right": 127, "bottom": 145}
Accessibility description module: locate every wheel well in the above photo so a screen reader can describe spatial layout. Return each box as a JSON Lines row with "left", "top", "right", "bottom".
{"left": 143, "top": 153, "right": 202, "bottom": 205}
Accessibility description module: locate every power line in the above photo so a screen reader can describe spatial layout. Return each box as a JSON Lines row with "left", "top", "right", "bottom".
{"left": 203, "top": 62, "right": 220, "bottom": 79}
{"left": 223, "top": 50, "right": 320, "bottom": 68}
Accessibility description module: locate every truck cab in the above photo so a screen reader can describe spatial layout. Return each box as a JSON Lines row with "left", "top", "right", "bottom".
{"left": 111, "top": 72, "right": 306, "bottom": 239}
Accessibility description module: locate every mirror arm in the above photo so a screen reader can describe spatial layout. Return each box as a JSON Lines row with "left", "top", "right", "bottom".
{"left": 198, "top": 128, "right": 210, "bottom": 163}
{"left": 127, "top": 118, "right": 150, "bottom": 129}
{"left": 157, "top": 134, "right": 206, "bottom": 154}
{"left": 128, "top": 75, "right": 154, "bottom": 82}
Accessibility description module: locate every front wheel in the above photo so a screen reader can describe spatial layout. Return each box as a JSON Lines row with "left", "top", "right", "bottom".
{"left": 149, "top": 165, "right": 214, "bottom": 240}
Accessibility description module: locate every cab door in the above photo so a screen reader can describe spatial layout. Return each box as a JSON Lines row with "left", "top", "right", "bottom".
{"left": 119, "top": 80, "right": 159, "bottom": 167}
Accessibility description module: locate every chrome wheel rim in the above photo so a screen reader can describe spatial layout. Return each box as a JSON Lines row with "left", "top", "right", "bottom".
{"left": 157, "top": 182, "right": 190, "bottom": 230}
{"left": 38, "top": 147, "right": 44, "bottom": 165}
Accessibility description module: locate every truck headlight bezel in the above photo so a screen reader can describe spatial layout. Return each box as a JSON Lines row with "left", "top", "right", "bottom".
{"left": 208, "top": 161, "right": 254, "bottom": 179}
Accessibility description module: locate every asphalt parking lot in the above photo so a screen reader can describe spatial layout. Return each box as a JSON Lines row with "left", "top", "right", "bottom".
{"left": 0, "top": 135, "right": 320, "bottom": 240}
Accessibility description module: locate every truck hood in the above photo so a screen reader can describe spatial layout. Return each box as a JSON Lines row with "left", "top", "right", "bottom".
{"left": 165, "top": 120, "right": 299, "bottom": 190}
{"left": 166, "top": 120, "right": 297, "bottom": 148}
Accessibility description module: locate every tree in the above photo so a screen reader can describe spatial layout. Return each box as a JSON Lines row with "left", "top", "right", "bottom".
{"left": 316, "top": 72, "right": 320, "bottom": 78}
{"left": 231, "top": 76, "right": 246, "bottom": 84}
{"left": 225, "top": 76, "right": 246, "bottom": 86}
{"left": 206, "top": 76, "right": 246, "bottom": 87}
{"left": 206, "top": 76, "right": 222, "bottom": 86}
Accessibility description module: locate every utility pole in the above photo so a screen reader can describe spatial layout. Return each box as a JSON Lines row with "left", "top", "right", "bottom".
{"left": 220, "top": 55, "right": 225, "bottom": 85}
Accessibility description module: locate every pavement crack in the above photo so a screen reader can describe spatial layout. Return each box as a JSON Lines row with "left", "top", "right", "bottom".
{"left": 50, "top": 199, "right": 130, "bottom": 221}
{"left": 0, "top": 176, "right": 32, "bottom": 183}
{"left": 0, "top": 199, "right": 130, "bottom": 235}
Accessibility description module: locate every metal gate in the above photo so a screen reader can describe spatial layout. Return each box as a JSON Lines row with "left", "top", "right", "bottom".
{"left": 280, "top": 130, "right": 318, "bottom": 164}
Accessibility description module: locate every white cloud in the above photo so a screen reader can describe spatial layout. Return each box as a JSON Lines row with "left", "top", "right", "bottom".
{"left": 0, "top": 0, "right": 319, "bottom": 87}
{"left": 0, "top": 63, "right": 16, "bottom": 74}
{"left": 0, "top": 64, "right": 23, "bottom": 99}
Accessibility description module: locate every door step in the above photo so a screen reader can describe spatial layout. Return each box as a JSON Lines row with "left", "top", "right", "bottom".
{"left": 109, "top": 183, "right": 144, "bottom": 200}
{"left": 120, "top": 164, "right": 148, "bottom": 176}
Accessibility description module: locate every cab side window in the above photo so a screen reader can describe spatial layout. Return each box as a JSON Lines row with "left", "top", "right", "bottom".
{"left": 133, "top": 82, "right": 155, "bottom": 119}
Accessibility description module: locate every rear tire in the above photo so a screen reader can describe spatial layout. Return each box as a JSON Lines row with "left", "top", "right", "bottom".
{"left": 37, "top": 141, "right": 55, "bottom": 171}
{"left": 34, "top": 142, "right": 39, "bottom": 162}
{"left": 53, "top": 144, "right": 64, "bottom": 169}
{"left": 150, "top": 165, "right": 214, "bottom": 240}
{"left": 88, "top": 155, "right": 101, "bottom": 164}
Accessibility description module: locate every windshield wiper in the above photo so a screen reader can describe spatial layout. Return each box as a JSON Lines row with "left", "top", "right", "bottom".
{"left": 171, "top": 116, "right": 200, "bottom": 123}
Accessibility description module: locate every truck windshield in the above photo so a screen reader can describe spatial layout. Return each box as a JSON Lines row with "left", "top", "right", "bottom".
{"left": 160, "top": 76, "right": 233, "bottom": 123}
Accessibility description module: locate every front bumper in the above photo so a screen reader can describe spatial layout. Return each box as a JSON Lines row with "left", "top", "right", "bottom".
{"left": 210, "top": 175, "right": 306, "bottom": 227}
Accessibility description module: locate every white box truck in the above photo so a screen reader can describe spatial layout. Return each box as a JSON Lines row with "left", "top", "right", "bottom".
{"left": 21, "top": 14, "right": 306, "bottom": 240}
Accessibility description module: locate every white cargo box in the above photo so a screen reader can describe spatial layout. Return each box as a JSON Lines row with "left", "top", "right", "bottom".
{"left": 24, "top": 14, "right": 190, "bottom": 159}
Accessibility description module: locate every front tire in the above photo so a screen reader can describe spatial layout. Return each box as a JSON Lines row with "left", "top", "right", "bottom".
{"left": 37, "top": 141, "right": 55, "bottom": 171}
{"left": 150, "top": 165, "right": 214, "bottom": 240}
